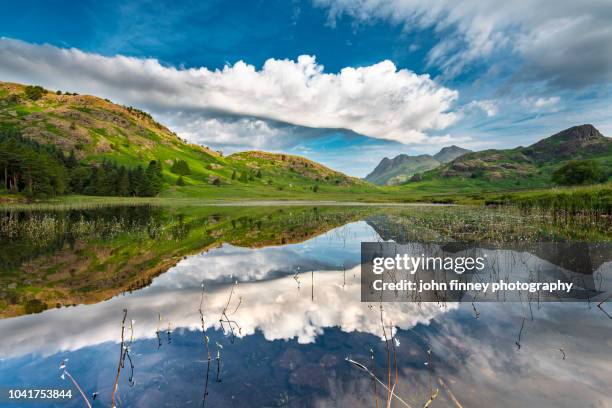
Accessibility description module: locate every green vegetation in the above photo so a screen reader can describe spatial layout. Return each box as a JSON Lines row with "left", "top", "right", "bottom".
{"left": 170, "top": 159, "right": 191, "bottom": 175}
{"left": 407, "top": 124, "right": 612, "bottom": 193}
{"left": 484, "top": 182, "right": 612, "bottom": 215}
{"left": 2, "top": 81, "right": 611, "bottom": 214}
{"left": 23, "top": 85, "right": 47, "bottom": 101}
{"left": 0, "top": 81, "right": 366, "bottom": 199}
{"left": 552, "top": 159, "right": 607, "bottom": 185}
{"left": 0, "top": 129, "right": 164, "bottom": 197}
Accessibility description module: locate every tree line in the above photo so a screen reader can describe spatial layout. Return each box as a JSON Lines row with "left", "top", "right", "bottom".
{"left": 0, "top": 129, "right": 163, "bottom": 197}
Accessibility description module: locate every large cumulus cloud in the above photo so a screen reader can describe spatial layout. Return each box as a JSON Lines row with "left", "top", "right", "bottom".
{"left": 0, "top": 38, "right": 459, "bottom": 144}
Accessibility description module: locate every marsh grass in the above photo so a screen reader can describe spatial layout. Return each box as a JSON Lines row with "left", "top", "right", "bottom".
{"left": 484, "top": 183, "right": 612, "bottom": 216}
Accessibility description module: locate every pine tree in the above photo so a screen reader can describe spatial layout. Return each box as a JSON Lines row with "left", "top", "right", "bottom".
{"left": 231, "top": 170, "right": 236, "bottom": 180}
{"left": 117, "top": 166, "right": 130, "bottom": 196}
{"left": 145, "top": 160, "right": 163, "bottom": 196}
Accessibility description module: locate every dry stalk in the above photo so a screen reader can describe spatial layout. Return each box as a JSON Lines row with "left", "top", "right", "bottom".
{"left": 111, "top": 309, "right": 128, "bottom": 408}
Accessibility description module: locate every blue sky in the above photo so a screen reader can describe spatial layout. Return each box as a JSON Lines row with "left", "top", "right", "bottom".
{"left": 1, "top": 0, "right": 611, "bottom": 176}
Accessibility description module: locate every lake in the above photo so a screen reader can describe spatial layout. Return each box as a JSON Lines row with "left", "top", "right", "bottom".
{"left": 0, "top": 204, "right": 610, "bottom": 407}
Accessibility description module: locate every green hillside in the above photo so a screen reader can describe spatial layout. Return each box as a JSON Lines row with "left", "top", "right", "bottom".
{"left": 0, "top": 81, "right": 367, "bottom": 198}
{"left": 405, "top": 124, "right": 612, "bottom": 193}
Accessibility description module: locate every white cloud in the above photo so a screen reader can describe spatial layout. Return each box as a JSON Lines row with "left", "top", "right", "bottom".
{"left": 521, "top": 96, "right": 561, "bottom": 111}
{"left": 465, "top": 99, "right": 498, "bottom": 117}
{"left": 314, "top": 0, "right": 612, "bottom": 87}
{"left": 0, "top": 38, "right": 459, "bottom": 144}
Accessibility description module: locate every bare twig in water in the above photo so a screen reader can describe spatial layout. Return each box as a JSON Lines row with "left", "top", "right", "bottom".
{"left": 215, "top": 342, "right": 223, "bottom": 383}
{"left": 156, "top": 312, "right": 162, "bottom": 348}
{"left": 417, "top": 346, "right": 441, "bottom": 408}
{"left": 111, "top": 309, "right": 128, "bottom": 408}
{"left": 59, "top": 360, "right": 92, "bottom": 408}
{"left": 198, "top": 282, "right": 212, "bottom": 408}
{"left": 345, "top": 357, "right": 414, "bottom": 408}
{"left": 559, "top": 348, "right": 566, "bottom": 360}
{"left": 219, "top": 281, "right": 242, "bottom": 343}
{"left": 421, "top": 388, "right": 439, "bottom": 408}
{"left": 471, "top": 302, "right": 480, "bottom": 319}
{"left": 369, "top": 347, "right": 380, "bottom": 408}
{"left": 311, "top": 270, "right": 314, "bottom": 302}
{"left": 597, "top": 295, "right": 612, "bottom": 319}
{"left": 438, "top": 377, "right": 464, "bottom": 408}
{"left": 515, "top": 317, "right": 525, "bottom": 350}
{"left": 120, "top": 319, "right": 136, "bottom": 387}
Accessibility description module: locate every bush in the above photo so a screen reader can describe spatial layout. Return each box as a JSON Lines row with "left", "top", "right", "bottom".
{"left": 552, "top": 160, "right": 607, "bottom": 185}
{"left": 24, "top": 85, "right": 47, "bottom": 101}
{"left": 176, "top": 176, "right": 186, "bottom": 186}
{"left": 24, "top": 298, "right": 47, "bottom": 314}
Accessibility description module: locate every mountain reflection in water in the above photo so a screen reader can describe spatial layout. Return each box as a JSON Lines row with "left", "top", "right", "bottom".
{"left": 0, "top": 206, "right": 610, "bottom": 407}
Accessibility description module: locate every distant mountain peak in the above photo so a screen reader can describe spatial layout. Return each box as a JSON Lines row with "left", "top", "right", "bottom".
{"left": 433, "top": 145, "right": 472, "bottom": 163}
{"left": 526, "top": 124, "right": 608, "bottom": 160}
{"left": 365, "top": 145, "right": 471, "bottom": 185}
{"left": 546, "top": 124, "right": 604, "bottom": 142}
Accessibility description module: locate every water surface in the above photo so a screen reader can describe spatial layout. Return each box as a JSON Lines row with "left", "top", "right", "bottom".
{"left": 0, "top": 205, "right": 610, "bottom": 407}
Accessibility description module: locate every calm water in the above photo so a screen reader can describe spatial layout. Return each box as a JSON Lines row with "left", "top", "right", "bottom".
{"left": 0, "top": 205, "right": 610, "bottom": 407}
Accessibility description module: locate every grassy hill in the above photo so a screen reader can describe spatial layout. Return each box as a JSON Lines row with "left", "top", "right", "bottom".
{"left": 0, "top": 81, "right": 367, "bottom": 197}
{"left": 405, "top": 125, "right": 612, "bottom": 193}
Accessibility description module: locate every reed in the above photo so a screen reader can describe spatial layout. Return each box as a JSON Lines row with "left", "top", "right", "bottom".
{"left": 111, "top": 309, "right": 128, "bottom": 408}
{"left": 59, "top": 360, "right": 92, "bottom": 408}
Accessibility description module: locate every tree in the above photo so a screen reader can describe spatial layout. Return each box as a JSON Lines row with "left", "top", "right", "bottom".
{"left": 212, "top": 177, "right": 221, "bottom": 186}
{"left": 239, "top": 172, "right": 248, "bottom": 182}
{"left": 231, "top": 170, "right": 236, "bottom": 180}
{"left": 145, "top": 160, "right": 163, "bottom": 196}
{"left": 117, "top": 166, "right": 130, "bottom": 196}
{"left": 552, "top": 160, "right": 607, "bottom": 185}
{"left": 313, "top": 185, "right": 319, "bottom": 193}
{"left": 176, "top": 176, "right": 186, "bottom": 186}
{"left": 256, "top": 169, "right": 262, "bottom": 178}
{"left": 65, "top": 150, "right": 78, "bottom": 168}
{"left": 129, "top": 166, "right": 147, "bottom": 196}
{"left": 170, "top": 159, "right": 191, "bottom": 175}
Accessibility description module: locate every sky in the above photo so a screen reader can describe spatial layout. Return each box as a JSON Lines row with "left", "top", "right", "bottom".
{"left": 1, "top": 0, "right": 611, "bottom": 177}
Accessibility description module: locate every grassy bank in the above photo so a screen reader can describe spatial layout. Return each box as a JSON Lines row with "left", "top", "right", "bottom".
{"left": 483, "top": 182, "right": 612, "bottom": 214}
{"left": 3, "top": 181, "right": 611, "bottom": 212}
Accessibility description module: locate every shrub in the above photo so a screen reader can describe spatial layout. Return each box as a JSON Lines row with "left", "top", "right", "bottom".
{"left": 24, "top": 298, "right": 47, "bottom": 314}
{"left": 24, "top": 85, "right": 47, "bottom": 101}
{"left": 176, "top": 176, "right": 186, "bottom": 186}
{"left": 552, "top": 160, "right": 607, "bottom": 185}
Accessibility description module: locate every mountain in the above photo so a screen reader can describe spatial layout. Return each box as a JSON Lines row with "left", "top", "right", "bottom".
{"left": 433, "top": 145, "right": 472, "bottom": 163}
{"left": 0, "top": 81, "right": 363, "bottom": 197}
{"left": 365, "top": 146, "right": 471, "bottom": 185}
{"left": 416, "top": 124, "right": 612, "bottom": 189}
